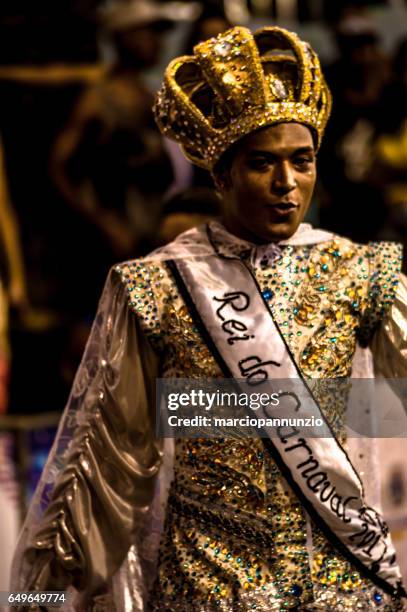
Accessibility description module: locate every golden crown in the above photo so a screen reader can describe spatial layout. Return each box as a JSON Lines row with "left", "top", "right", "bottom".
{"left": 154, "top": 25, "right": 332, "bottom": 172}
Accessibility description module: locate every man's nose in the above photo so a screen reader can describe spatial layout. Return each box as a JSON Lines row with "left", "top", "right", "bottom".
{"left": 271, "top": 162, "right": 296, "bottom": 193}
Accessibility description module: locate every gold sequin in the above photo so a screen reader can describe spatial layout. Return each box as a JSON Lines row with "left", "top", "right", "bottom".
{"left": 115, "top": 237, "right": 402, "bottom": 611}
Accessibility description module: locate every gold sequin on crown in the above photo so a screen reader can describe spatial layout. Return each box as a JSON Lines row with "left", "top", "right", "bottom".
{"left": 154, "top": 26, "right": 332, "bottom": 171}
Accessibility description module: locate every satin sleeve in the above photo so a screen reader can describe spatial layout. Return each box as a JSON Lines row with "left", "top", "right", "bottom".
{"left": 370, "top": 273, "right": 407, "bottom": 377}
{"left": 11, "top": 267, "right": 162, "bottom": 607}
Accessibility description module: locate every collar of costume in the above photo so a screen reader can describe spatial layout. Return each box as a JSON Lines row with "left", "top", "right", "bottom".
{"left": 207, "top": 220, "right": 334, "bottom": 261}
{"left": 166, "top": 235, "right": 406, "bottom": 599}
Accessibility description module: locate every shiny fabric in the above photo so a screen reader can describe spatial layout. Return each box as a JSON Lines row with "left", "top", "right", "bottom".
{"left": 11, "top": 223, "right": 407, "bottom": 611}
{"left": 12, "top": 271, "right": 163, "bottom": 609}
{"left": 372, "top": 275, "right": 407, "bottom": 378}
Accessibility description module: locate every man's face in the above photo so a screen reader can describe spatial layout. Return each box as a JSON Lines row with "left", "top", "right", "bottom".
{"left": 218, "top": 123, "right": 317, "bottom": 243}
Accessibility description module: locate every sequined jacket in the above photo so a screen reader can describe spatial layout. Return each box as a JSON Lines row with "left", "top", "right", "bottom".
{"left": 12, "top": 222, "right": 407, "bottom": 612}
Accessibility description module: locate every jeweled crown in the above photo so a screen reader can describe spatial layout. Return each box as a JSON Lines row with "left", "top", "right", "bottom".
{"left": 154, "top": 26, "right": 332, "bottom": 172}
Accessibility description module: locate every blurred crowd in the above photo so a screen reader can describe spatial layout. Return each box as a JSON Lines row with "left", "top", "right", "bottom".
{"left": 0, "top": 0, "right": 406, "bottom": 415}
{"left": 1, "top": 0, "right": 407, "bottom": 598}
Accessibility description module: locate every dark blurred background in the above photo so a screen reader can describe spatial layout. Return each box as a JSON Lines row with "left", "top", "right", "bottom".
{"left": 2, "top": 0, "right": 407, "bottom": 412}
{"left": 1, "top": 0, "right": 407, "bottom": 597}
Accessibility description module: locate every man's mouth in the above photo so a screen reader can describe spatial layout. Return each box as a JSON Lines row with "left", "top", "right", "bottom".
{"left": 267, "top": 201, "right": 299, "bottom": 216}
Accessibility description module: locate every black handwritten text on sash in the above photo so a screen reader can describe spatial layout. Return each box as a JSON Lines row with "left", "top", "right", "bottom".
{"left": 213, "top": 291, "right": 281, "bottom": 384}
{"left": 281, "top": 433, "right": 390, "bottom": 566}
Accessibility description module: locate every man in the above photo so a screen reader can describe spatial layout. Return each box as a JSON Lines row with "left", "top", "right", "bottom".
{"left": 318, "top": 9, "right": 389, "bottom": 243}
{"left": 12, "top": 26, "right": 407, "bottom": 611}
{"left": 155, "top": 187, "right": 221, "bottom": 246}
{"left": 50, "top": 0, "right": 175, "bottom": 304}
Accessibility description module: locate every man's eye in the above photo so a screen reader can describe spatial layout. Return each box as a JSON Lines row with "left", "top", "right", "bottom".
{"left": 248, "top": 158, "right": 270, "bottom": 170}
{"left": 293, "top": 157, "right": 313, "bottom": 169}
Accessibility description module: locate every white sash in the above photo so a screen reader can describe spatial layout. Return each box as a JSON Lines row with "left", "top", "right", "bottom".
{"left": 167, "top": 251, "right": 406, "bottom": 599}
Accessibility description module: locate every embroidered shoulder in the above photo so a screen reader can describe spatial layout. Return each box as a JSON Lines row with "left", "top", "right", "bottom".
{"left": 114, "top": 259, "right": 174, "bottom": 348}
{"left": 357, "top": 241, "right": 403, "bottom": 346}
{"left": 308, "top": 235, "right": 359, "bottom": 271}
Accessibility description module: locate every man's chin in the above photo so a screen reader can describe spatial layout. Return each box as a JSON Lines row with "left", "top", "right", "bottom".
{"left": 258, "top": 221, "right": 299, "bottom": 243}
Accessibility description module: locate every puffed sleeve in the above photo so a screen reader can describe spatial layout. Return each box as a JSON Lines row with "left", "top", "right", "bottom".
{"left": 370, "top": 273, "right": 407, "bottom": 377}
{"left": 11, "top": 266, "right": 163, "bottom": 607}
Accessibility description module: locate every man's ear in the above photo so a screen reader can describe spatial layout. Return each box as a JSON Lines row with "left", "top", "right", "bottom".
{"left": 212, "top": 168, "right": 231, "bottom": 193}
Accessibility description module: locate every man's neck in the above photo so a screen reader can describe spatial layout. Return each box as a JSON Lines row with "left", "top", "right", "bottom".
{"left": 221, "top": 217, "right": 288, "bottom": 246}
